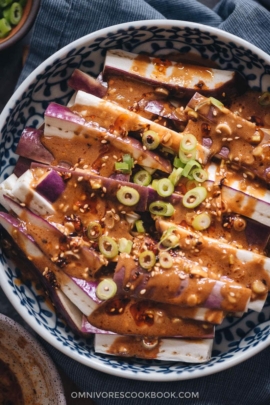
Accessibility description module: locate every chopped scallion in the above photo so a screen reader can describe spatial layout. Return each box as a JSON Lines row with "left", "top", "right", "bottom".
{"left": 142, "top": 129, "right": 160, "bottom": 150}
{"left": 133, "top": 170, "right": 152, "bottom": 186}
{"left": 139, "top": 250, "right": 156, "bottom": 269}
{"left": 99, "top": 236, "right": 118, "bottom": 259}
{"left": 116, "top": 186, "right": 140, "bottom": 206}
{"left": 156, "top": 178, "right": 174, "bottom": 197}
{"left": 182, "top": 186, "right": 207, "bottom": 209}
{"left": 96, "top": 278, "right": 117, "bottom": 300}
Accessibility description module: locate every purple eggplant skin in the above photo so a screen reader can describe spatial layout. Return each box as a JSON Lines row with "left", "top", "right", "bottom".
{"left": 0, "top": 213, "right": 91, "bottom": 337}
{"left": 104, "top": 61, "right": 248, "bottom": 100}
{"left": 15, "top": 127, "right": 54, "bottom": 164}
{"left": 13, "top": 156, "right": 32, "bottom": 177}
{"left": 35, "top": 170, "right": 66, "bottom": 202}
{"left": 68, "top": 69, "right": 108, "bottom": 98}
{"left": 5, "top": 196, "right": 105, "bottom": 276}
{"left": 113, "top": 257, "right": 251, "bottom": 312}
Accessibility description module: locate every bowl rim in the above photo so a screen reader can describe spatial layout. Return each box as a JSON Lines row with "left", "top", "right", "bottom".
{"left": 0, "top": 0, "right": 41, "bottom": 52}
{"left": 0, "top": 313, "right": 66, "bottom": 403}
{"left": 1, "top": 19, "right": 270, "bottom": 381}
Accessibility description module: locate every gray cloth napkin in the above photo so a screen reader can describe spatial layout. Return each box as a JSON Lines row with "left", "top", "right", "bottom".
{"left": 11, "top": 0, "right": 270, "bottom": 404}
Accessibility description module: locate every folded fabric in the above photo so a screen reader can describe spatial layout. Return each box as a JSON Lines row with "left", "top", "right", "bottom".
{"left": 13, "top": 0, "right": 270, "bottom": 404}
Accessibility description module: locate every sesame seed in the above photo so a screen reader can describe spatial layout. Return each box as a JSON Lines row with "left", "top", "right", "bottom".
{"left": 236, "top": 124, "right": 242, "bottom": 128}
{"left": 101, "top": 140, "right": 108, "bottom": 144}
{"left": 140, "top": 289, "right": 146, "bottom": 295}
{"left": 77, "top": 176, "right": 83, "bottom": 182}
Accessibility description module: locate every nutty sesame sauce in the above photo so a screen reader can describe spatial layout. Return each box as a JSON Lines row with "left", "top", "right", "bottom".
{"left": 106, "top": 335, "right": 161, "bottom": 359}
{"left": 12, "top": 62, "right": 270, "bottom": 346}
{"left": 89, "top": 297, "right": 214, "bottom": 337}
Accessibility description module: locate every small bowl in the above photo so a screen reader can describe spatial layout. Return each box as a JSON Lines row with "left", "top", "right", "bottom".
{"left": 0, "top": 313, "right": 66, "bottom": 404}
{"left": 0, "top": 0, "right": 40, "bottom": 51}
{"left": 0, "top": 20, "right": 270, "bottom": 382}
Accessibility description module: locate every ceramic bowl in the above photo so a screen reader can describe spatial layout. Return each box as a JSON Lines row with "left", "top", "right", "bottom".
{"left": 0, "top": 0, "right": 40, "bottom": 51}
{"left": 0, "top": 313, "right": 66, "bottom": 404}
{"left": 0, "top": 20, "right": 270, "bottom": 381}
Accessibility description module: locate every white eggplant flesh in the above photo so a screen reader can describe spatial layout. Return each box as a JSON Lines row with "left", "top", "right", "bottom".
{"left": 207, "top": 163, "right": 270, "bottom": 227}
{"left": 56, "top": 272, "right": 100, "bottom": 317}
{"left": 55, "top": 289, "right": 84, "bottom": 332}
{"left": 103, "top": 49, "right": 247, "bottom": 99}
{"left": 0, "top": 173, "right": 18, "bottom": 210}
{"left": 9, "top": 170, "right": 55, "bottom": 215}
{"left": 95, "top": 334, "right": 213, "bottom": 363}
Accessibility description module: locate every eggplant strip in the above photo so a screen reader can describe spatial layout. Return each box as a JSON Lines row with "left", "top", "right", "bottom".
{"left": 187, "top": 92, "right": 270, "bottom": 183}
{"left": 88, "top": 297, "right": 215, "bottom": 338}
{"left": 43, "top": 102, "right": 171, "bottom": 174}
{"left": 69, "top": 90, "right": 210, "bottom": 163}
{"left": 157, "top": 219, "right": 270, "bottom": 309}
{"left": 113, "top": 254, "right": 251, "bottom": 313}
{"left": 103, "top": 49, "right": 247, "bottom": 99}
{"left": 95, "top": 334, "right": 213, "bottom": 363}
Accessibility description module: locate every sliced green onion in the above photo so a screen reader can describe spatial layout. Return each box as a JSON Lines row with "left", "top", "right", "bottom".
{"left": 8, "top": 2, "right": 22, "bottom": 25}
{"left": 160, "top": 233, "right": 179, "bottom": 249}
{"left": 115, "top": 162, "right": 129, "bottom": 172}
{"left": 192, "top": 213, "right": 211, "bottom": 231}
{"left": 0, "top": 18, "right": 11, "bottom": 38}
{"left": 259, "top": 92, "right": 270, "bottom": 106}
{"left": 99, "top": 236, "right": 118, "bottom": 259}
{"left": 182, "top": 186, "right": 207, "bottom": 209}
{"left": 179, "top": 148, "right": 196, "bottom": 164}
{"left": 182, "top": 159, "right": 201, "bottom": 178}
{"left": 142, "top": 130, "right": 160, "bottom": 150}
{"left": 180, "top": 134, "right": 197, "bottom": 153}
{"left": 168, "top": 167, "right": 183, "bottom": 186}
{"left": 87, "top": 221, "right": 102, "bottom": 239}
{"left": 173, "top": 156, "right": 185, "bottom": 168}
{"left": 151, "top": 179, "right": 159, "bottom": 190}
{"left": 139, "top": 250, "right": 156, "bottom": 269}
{"left": 156, "top": 178, "right": 174, "bottom": 197}
{"left": 192, "top": 168, "right": 208, "bottom": 183}
{"left": 135, "top": 219, "right": 145, "bottom": 233}
{"left": 118, "top": 238, "right": 133, "bottom": 254}
{"left": 123, "top": 154, "right": 134, "bottom": 169}
{"left": 159, "top": 251, "right": 173, "bottom": 269}
{"left": 96, "top": 278, "right": 117, "bottom": 300}
{"left": 116, "top": 186, "right": 140, "bottom": 206}
{"left": 149, "top": 201, "right": 175, "bottom": 217}
{"left": 209, "top": 97, "right": 224, "bottom": 108}
{"left": 158, "top": 226, "right": 179, "bottom": 250}
{"left": 133, "top": 170, "right": 152, "bottom": 186}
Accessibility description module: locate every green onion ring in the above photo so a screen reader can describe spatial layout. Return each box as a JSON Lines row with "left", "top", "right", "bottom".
{"left": 180, "top": 134, "right": 197, "bottom": 153}
{"left": 179, "top": 148, "right": 196, "bottom": 164}
{"left": 99, "top": 235, "right": 119, "bottom": 259}
{"left": 192, "top": 168, "right": 208, "bottom": 183}
{"left": 116, "top": 186, "right": 140, "bottom": 206}
{"left": 156, "top": 178, "right": 174, "bottom": 197}
{"left": 182, "top": 159, "right": 201, "bottom": 178}
{"left": 87, "top": 221, "right": 102, "bottom": 239}
{"left": 133, "top": 170, "right": 152, "bottom": 186}
{"left": 142, "top": 130, "right": 160, "bottom": 150}
{"left": 192, "top": 212, "right": 211, "bottom": 231}
{"left": 96, "top": 278, "right": 117, "bottom": 300}
{"left": 149, "top": 201, "right": 175, "bottom": 217}
{"left": 182, "top": 186, "right": 207, "bottom": 209}
{"left": 139, "top": 250, "right": 156, "bottom": 269}
{"left": 259, "top": 92, "right": 270, "bottom": 106}
{"left": 159, "top": 251, "right": 173, "bottom": 269}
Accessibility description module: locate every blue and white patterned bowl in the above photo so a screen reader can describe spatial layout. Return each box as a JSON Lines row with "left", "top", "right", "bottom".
{"left": 1, "top": 20, "right": 270, "bottom": 381}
